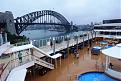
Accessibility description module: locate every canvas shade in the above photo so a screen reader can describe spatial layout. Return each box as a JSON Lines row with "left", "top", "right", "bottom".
{"left": 102, "top": 45, "right": 121, "bottom": 59}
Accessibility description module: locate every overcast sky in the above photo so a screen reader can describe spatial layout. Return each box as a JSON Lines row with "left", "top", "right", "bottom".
{"left": 0, "top": 0, "right": 121, "bottom": 24}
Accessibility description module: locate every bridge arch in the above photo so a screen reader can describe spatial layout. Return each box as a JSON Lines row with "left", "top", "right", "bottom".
{"left": 14, "top": 10, "right": 71, "bottom": 34}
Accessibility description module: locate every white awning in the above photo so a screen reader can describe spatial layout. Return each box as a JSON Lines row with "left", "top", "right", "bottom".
{"left": 6, "top": 69, "right": 27, "bottom": 81}
{"left": 102, "top": 45, "right": 121, "bottom": 59}
{"left": 50, "top": 53, "right": 62, "bottom": 59}
{"left": 4, "top": 44, "right": 54, "bottom": 58}
{"left": 4, "top": 44, "right": 34, "bottom": 54}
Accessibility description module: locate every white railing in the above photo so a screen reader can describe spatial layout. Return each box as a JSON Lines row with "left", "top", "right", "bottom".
{"left": 105, "top": 68, "right": 121, "bottom": 80}
{"left": 14, "top": 41, "right": 30, "bottom": 46}
{"left": 10, "top": 54, "right": 32, "bottom": 69}
{"left": 0, "top": 61, "right": 11, "bottom": 81}
{"left": 32, "top": 31, "right": 93, "bottom": 48}
{"left": 0, "top": 53, "right": 55, "bottom": 81}
{"left": 0, "top": 54, "right": 32, "bottom": 81}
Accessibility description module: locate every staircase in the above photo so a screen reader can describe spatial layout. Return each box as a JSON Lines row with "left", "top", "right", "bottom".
{"left": 33, "top": 55, "right": 54, "bottom": 69}
{"left": 0, "top": 55, "right": 54, "bottom": 81}
{"left": 32, "top": 45, "right": 54, "bottom": 69}
{"left": 0, "top": 44, "right": 55, "bottom": 81}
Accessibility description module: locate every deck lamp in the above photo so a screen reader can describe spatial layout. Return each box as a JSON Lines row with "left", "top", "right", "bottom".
{"left": 76, "top": 34, "right": 78, "bottom": 51}
{"left": 87, "top": 31, "right": 90, "bottom": 46}
{"left": 67, "top": 35, "right": 70, "bottom": 57}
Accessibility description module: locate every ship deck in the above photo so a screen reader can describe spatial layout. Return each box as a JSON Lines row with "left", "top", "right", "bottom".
{"left": 25, "top": 42, "right": 106, "bottom": 81}
{"left": 0, "top": 36, "right": 121, "bottom": 81}
{"left": 25, "top": 41, "right": 121, "bottom": 81}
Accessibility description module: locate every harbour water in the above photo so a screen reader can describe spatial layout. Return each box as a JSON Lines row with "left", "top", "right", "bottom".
{"left": 20, "top": 29, "right": 87, "bottom": 47}
{"left": 20, "top": 29, "right": 86, "bottom": 40}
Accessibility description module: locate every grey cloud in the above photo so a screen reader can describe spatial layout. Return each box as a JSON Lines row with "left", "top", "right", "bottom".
{"left": 0, "top": 0, "right": 120, "bottom": 24}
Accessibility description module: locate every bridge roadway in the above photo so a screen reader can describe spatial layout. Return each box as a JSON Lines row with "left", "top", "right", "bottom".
{"left": 38, "top": 32, "right": 95, "bottom": 56}
{"left": 15, "top": 23, "right": 71, "bottom": 26}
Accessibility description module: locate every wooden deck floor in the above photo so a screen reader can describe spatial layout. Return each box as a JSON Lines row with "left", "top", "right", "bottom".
{"left": 110, "top": 57, "right": 121, "bottom": 72}
{"left": 1, "top": 40, "right": 121, "bottom": 81}
{"left": 25, "top": 44, "right": 106, "bottom": 81}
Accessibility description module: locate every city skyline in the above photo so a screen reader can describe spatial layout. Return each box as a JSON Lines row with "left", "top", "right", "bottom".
{"left": 0, "top": 0, "right": 121, "bottom": 24}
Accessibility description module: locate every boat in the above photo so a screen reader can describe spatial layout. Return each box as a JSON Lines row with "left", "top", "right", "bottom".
{"left": 94, "top": 19, "right": 121, "bottom": 40}
{"left": 0, "top": 19, "right": 121, "bottom": 81}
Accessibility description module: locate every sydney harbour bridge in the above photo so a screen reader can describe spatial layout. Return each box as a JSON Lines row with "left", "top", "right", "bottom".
{"left": 14, "top": 10, "right": 78, "bottom": 35}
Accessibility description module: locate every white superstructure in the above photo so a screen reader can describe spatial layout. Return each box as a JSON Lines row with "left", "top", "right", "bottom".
{"left": 94, "top": 19, "right": 121, "bottom": 39}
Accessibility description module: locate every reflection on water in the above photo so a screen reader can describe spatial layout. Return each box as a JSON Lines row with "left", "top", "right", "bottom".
{"left": 20, "top": 30, "right": 62, "bottom": 40}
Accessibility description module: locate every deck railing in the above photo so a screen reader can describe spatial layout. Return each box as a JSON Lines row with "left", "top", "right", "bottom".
{"left": 0, "top": 53, "right": 54, "bottom": 81}
{"left": 0, "top": 61, "right": 11, "bottom": 81}
{"left": 31, "top": 32, "right": 91, "bottom": 48}
{"left": 0, "top": 54, "right": 32, "bottom": 81}
{"left": 13, "top": 41, "right": 30, "bottom": 46}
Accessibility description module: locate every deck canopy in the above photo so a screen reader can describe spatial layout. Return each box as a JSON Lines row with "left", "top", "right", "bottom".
{"left": 4, "top": 44, "right": 34, "bottom": 54}
{"left": 50, "top": 53, "right": 62, "bottom": 59}
{"left": 102, "top": 43, "right": 121, "bottom": 59}
{"left": 4, "top": 44, "right": 61, "bottom": 58}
